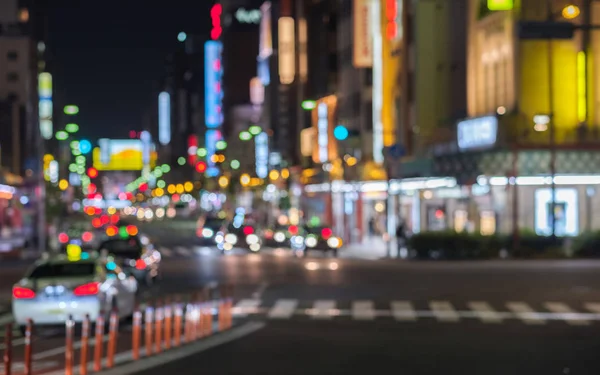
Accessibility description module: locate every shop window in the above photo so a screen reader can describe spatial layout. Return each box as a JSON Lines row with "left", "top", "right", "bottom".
{"left": 6, "top": 51, "right": 18, "bottom": 61}
{"left": 427, "top": 206, "right": 446, "bottom": 231}
{"left": 534, "top": 188, "right": 578, "bottom": 236}
{"left": 454, "top": 210, "right": 467, "bottom": 232}
{"left": 480, "top": 211, "right": 496, "bottom": 235}
{"left": 6, "top": 72, "right": 18, "bottom": 82}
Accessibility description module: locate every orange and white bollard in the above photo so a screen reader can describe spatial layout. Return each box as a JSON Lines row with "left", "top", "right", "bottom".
{"left": 106, "top": 311, "right": 118, "bottom": 368}
{"left": 4, "top": 323, "right": 12, "bottom": 375}
{"left": 144, "top": 307, "right": 154, "bottom": 357}
{"left": 154, "top": 304, "right": 163, "bottom": 353}
{"left": 164, "top": 301, "right": 172, "bottom": 349}
{"left": 79, "top": 315, "right": 90, "bottom": 375}
{"left": 226, "top": 284, "right": 234, "bottom": 328}
{"left": 203, "top": 288, "right": 212, "bottom": 336}
{"left": 174, "top": 303, "right": 183, "bottom": 347}
{"left": 23, "top": 319, "right": 33, "bottom": 375}
{"left": 65, "top": 315, "right": 74, "bottom": 375}
{"left": 184, "top": 303, "right": 193, "bottom": 343}
{"left": 132, "top": 309, "right": 142, "bottom": 360}
{"left": 93, "top": 315, "right": 104, "bottom": 372}
{"left": 218, "top": 286, "right": 226, "bottom": 332}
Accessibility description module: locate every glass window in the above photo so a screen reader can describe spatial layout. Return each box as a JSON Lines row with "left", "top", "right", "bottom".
{"left": 6, "top": 72, "right": 18, "bottom": 82}
{"left": 29, "top": 263, "right": 96, "bottom": 279}
{"left": 6, "top": 51, "right": 17, "bottom": 61}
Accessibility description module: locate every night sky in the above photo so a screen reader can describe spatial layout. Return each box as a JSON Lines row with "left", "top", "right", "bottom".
{"left": 46, "top": 0, "right": 213, "bottom": 140}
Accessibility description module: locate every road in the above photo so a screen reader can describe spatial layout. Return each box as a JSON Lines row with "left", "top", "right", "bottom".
{"left": 1, "top": 227, "right": 600, "bottom": 374}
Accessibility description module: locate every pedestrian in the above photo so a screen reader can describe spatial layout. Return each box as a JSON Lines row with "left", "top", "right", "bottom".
{"left": 396, "top": 220, "right": 407, "bottom": 257}
{"left": 368, "top": 217, "right": 376, "bottom": 237}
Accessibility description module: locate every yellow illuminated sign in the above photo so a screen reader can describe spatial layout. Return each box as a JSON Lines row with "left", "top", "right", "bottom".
{"left": 92, "top": 147, "right": 157, "bottom": 171}
{"left": 487, "top": 0, "right": 513, "bottom": 11}
{"left": 67, "top": 244, "right": 82, "bottom": 261}
{"left": 381, "top": 0, "right": 400, "bottom": 147}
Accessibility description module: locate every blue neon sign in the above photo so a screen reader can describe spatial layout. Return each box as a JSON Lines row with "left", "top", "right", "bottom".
{"left": 205, "top": 41, "right": 223, "bottom": 128}
{"left": 205, "top": 129, "right": 222, "bottom": 177}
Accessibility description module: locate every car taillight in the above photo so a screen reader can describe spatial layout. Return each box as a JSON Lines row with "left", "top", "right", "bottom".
{"left": 13, "top": 286, "right": 35, "bottom": 299}
{"left": 73, "top": 282, "right": 100, "bottom": 296}
{"left": 58, "top": 233, "right": 69, "bottom": 244}
{"left": 243, "top": 226, "right": 254, "bottom": 235}
{"left": 289, "top": 225, "right": 298, "bottom": 235}
{"left": 82, "top": 231, "right": 93, "bottom": 242}
{"left": 135, "top": 259, "right": 146, "bottom": 270}
{"left": 321, "top": 228, "right": 333, "bottom": 239}
{"left": 264, "top": 230, "right": 273, "bottom": 239}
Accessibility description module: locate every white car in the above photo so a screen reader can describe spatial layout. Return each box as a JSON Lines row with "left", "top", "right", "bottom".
{"left": 12, "top": 253, "right": 138, "bottom": 331}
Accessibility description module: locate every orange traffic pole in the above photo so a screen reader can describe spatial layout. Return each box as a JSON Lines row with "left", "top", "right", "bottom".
{"left": 65, "top": 315, "right": 74, "bottom": 375}
{"left": 226, "top": 284, "right": 234, "bottom": 328}
{"left": 155, "top": 304, "right": 163, "bottom": 353}
{"left": 93, "top": 315, "right": 104, "bottom": 372}
{"left": 192, "top": 294, "right": 200, "bottom": 341}
{"left": 204, "top": 288, "right": 213, "bottom": 336}
{"left": 218, "top": 285, "right": 226, "bottom": 331}
{"left": 79, "top": 315, "right": 90, "bottom": 375}
{"left": 4, "top": 323, "right": 12, "bottom": 375}
{"left": 196, "top": 293, "right": 204, "bottom": 339}
{"left": 132, "top": 309, "right": 142, "bottom": 360}
{"left": 174, "top": 302, "right": 182, "bottom": 347}
{"left": 106, "top": 311, "right": 118, "bottom": 368}
{"left": 164, "top": 300, "right": 172, "bottom": 349}
{"left": 23, "top": 319, "right": 33, "bottom": 375}
{"left": 144, "top": 307, "right": 153, "bottom": 357}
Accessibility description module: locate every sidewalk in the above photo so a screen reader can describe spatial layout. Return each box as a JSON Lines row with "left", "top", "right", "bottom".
{"left": 341, "top": 237, "right": 399, "bottom": 260}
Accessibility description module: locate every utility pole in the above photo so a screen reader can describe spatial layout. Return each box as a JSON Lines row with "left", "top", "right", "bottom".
{"left": 547, "top": 0, "right": 557, "bottom": 240}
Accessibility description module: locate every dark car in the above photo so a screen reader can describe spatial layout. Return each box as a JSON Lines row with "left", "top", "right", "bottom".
{"left": 196, "top": 216, "right": 227, "bottom": 246}
{"left": 98, "top": 236, "right": 160, "bottom": 285}
{"left": 303, "top": 225, "right": 343, "bottom": 257}
{"left": 223, "top": 221, "right": 262, "bottom": 252}
{"left": 261, "top": 224, "right": 306, "bottom": 250}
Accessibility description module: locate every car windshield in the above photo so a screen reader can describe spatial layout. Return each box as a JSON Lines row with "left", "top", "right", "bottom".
{"left": 28, "top": 263, "right": 95, "bottom": 279}
{"left": 100, "top": 238, "right": 142, "bottom": 258}
{"left": 203, "top": 218, "right": 224, "bottom": 229}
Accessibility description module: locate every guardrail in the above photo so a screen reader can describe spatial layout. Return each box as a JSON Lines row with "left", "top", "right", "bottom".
{"left": 2, "top": 284, "right": 234, "bottom": 375}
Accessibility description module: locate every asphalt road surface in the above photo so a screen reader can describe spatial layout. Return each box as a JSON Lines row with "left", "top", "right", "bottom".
{"left": 1, "top": 229, "right": 600, "bottom": 374}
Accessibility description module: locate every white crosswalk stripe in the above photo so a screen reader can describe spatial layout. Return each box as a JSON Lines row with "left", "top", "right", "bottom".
{"left": 175, "top": 246, "right": 191, "bottom": 256}
{"left": 584, "top": 302, "right": 600, "bottom": 314}
{"left": 544, "top": 302, "right": 590, "bottom": 326}
{"left": 468, "top": 301, "right": 503, "bottom": 323}
{"left": 352, "top": 300, "right": 375, "bottom": 320}
{"left": 311, "top": 300, "right": 337, "bottom": 319}
{"left": 268, "top": 299, "right": 298, "bottom": 319}
{"left": 391, "top": 301, "right": 416, "bottom": 321}
{"left": 430, "top": 301, "right": 460, "bottom": 322}
{"left": 234, "top": 299, "right": 262, "bottom": 317}
{"left": 506, "top": 302, "right": 546, "bottom": 325}
{"left": 159, "top": 247, "right": 172, "bottom": 257}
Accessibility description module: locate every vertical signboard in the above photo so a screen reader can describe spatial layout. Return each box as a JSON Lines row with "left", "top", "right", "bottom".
{"left": 205, "top": 129, "right": 223, "bottom": 177}
{"left": 372, "top": 0, "right": 384, "bottom": 163}
{"left": 205, "top": 41, "right": 224, "bottom": 128}
{"left": 353, "top": 0, "right": 373, "bottom": 67}
{"left": 381, "top": 0, "right": 402, "bottom": 148}
{"left": 317, "top": 103, "right": 329, "bottom": 163}
{"left": 259, "top": 2, "right": 273, "bottom": 59}
{"left": 255, "top": 132, "right": 269, "bottom": 178}
{"left": 38, "top": 73, "right": 53, "bottom": 140}
{"left": 249, "top": 77, "right": 265, "bottom": 105}
{"left": 158, "top": 92, "right": 171, "bottom": 145}
{"left": 278, "top": 17, "right": 295, "bottom": 84}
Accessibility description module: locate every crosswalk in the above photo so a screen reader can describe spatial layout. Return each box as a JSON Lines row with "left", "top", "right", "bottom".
{"left": 232, "top": 298, "right": 600, "bottom": 326}
{"left": 157, "top": 246, "right": 306, "bottom": 259}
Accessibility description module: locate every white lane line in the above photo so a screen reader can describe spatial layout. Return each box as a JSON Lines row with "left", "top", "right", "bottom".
{"left": 175, "top": 247, "right": 191, "bottom": 256}
{"left": 43, "top": 322, "right": 266, "bottom": 375}
{"left": 233, "top": 299, "right": 262, "bottom": 317}
{"left": 544, "top": 302, "right": 589, "bottom": 326}
{"left": 252, "top": 282, "right": 269, "bottom": 299}
{"left": 268, "top": 299, "right": 298, "bottom": 319}
{"left": 159, "top": 247, "right": 172, "bottom": 257}
{"left": 506, "top": 302, "right": 546, "bottom": 325}
{"left": 391, "top": 301, "right": 417, "bottom": 321}
{"left": 352, "top": 301, "right": 375, "bottom": 320}
{"left": 429, "top": 301, "right": 460, "bottom": 322}
{"left": 310, "top": 300, "right": 338, "bottom": 319}
{"left": 468, "top": 301, "right": 503, "bottom": 323}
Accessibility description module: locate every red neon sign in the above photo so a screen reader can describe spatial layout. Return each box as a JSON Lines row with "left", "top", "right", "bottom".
{"left": 210, "top": 4, "right": 222, "bottom": 40}
{"left": 386, "top": 0, "right": 397, "bottom": 40}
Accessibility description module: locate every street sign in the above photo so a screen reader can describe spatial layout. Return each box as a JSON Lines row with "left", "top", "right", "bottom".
{"left": 517, "top": 21, "right": 575, "bottom": 40}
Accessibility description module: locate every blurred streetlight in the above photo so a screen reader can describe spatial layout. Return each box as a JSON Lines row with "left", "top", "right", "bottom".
{"left": 240, "top": 174, "right": 251, "bottom": 187}
{"left": 64, "top": 105, "right": 79, "bottom": 115}
{"left": 562, "top": 4, "right": 580, "bottom": 19}
{"left": 218, "top": 176, "right": 229, "bottom": 188}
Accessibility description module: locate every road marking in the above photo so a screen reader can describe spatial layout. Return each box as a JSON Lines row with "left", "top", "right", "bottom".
{"left": 0, "top": 360, "right": 59, "bottom": 372}
{"left": 468, "top": 301, "right": 503, "bottom": 323}
{"left": 352, "top": 301, "right": 375, "bottom": 320}
{"left": 584, "top": 302, "right": 600, "bottom": 314}
{"left": 430, "top": 301, "right": 460, "bottom": 322}
{"left": 175, "top": 247, "right": 190, "bottom": 256}
{"left": 159, "top": 247, "right": 172, "bottom": 257}
{"left": 506, "top": 302, "right": 546, "bottom": 324}
{"left": 233, "top": 299, "right": 261, "bottom": 317}
{"left": 252, "top": 282, "right": 269, "bottom": 299}
{"left": 544, "top": 302, "right": 589, "bottom": 326}
{"left": 310, "top": 300, "right": 338, "bottom": 319}
{"left": 391, "top": 301, "right": 416, "bottom": 321}
{"left": 268, "top": 299, "right": 298, "bottom": 319}
{"left": 44, "top": 322, "right": 266, "bottom": 375}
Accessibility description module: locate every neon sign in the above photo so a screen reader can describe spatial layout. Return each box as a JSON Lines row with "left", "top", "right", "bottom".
{"left": 204, "top": 41, "right": 223, "bottom": 128}
{"left": 210, "top": 4, "right": 222, "bottom": 40}
{"left": 158, "top": 92, "right": 171, "bottom": 145}
{"left": 38, "top": 73, "right": 53, "bottom": 140}
{"left": 255, "top": 132, "right": 268, "bottom": 178}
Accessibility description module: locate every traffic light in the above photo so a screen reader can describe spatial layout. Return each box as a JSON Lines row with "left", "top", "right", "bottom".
{"left": 195, "top": 161, "right": 207, "bottom": 173}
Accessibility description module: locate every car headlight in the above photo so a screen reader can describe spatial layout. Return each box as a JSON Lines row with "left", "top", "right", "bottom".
{"left": 202, "top": 228, "right": 214, "bottom": 238}
{"left": 305, "top": 235, "right": 317, "bottom": 248}
{"left": 215, "top": 233, "right": 225, "bottom": 244}
{"left": 274, "top": 232, "right": 286, "bottom": 243}
{"left": 249, "top": 243, "right": 261, "bottom": 252}
{"left": 246, "top": 234, "right": 259, "bottom": 245}
{"left": 292, "top": 236, "right": 304, "bottom": 245}
{"left": 225, "top": 233, "right": 238, "bottom": 245}
{"left": 327, "top": 237, "right": 342, "bottom": 248}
